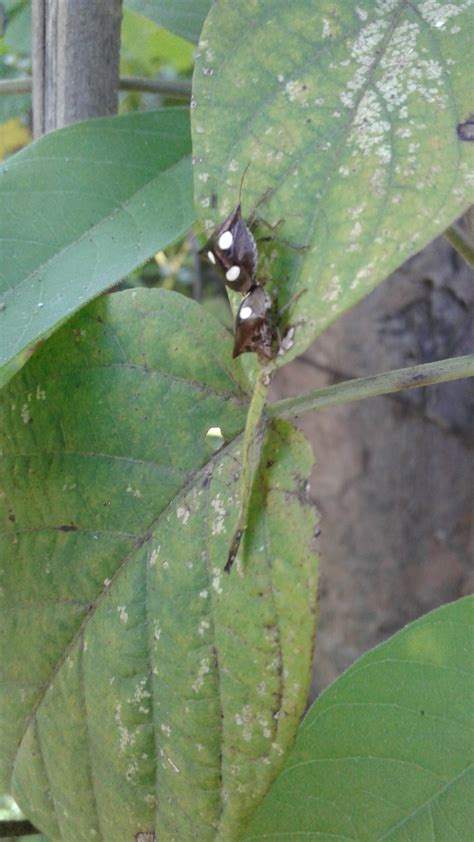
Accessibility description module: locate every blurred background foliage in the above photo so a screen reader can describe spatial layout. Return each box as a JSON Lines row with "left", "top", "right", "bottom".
{"left": 0, "top": 0, "right": 230, "bottom": 325}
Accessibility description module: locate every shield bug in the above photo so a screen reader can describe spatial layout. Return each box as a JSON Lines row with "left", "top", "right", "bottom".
{"left": 232, "top": 284, "right": 273, "bottom": 361}
{"left": 205, "top": 163, "right": 259, "bottom": 294}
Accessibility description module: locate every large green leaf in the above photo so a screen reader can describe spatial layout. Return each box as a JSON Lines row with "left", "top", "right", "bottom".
{"left": 0, "top": 289, "right": 319, "bottom": 840}
{"left": 0, "top": 109, "right": 195, "bottom": 388}
{"left": 244, "top": 595, "right": 474, "bottom": 840}
{"left": 121, "top": 7, "right": 194, "bottom": 75}
{"left": 125, "top": 0, "right": 212, "bottom": 44}
{"left": 192, "top": 0, "right": 474, "bottom": 362}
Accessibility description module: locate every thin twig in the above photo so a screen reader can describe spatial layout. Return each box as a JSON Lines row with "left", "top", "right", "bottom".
{"left": 0, "top": 77, "right": 32, "bottom": 95}
{"left": 0, "top": 76, "right": 192, "bottom": 100}
{"left": 444, "top": 221, "right": 474, "bottom": 266}
{"left": 268, "top": 354, "right": 474, "bottom": 420}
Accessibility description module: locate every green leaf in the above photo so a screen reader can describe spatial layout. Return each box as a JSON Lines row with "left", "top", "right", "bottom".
{"left": 192, "top": 0, "right": 474, "bottom": 362}
{"left": 0, "top": 108, "right": 195, "bottom": 388}
{"left": 125, "top": 0, "right": 212, "bottom": 44}
{"left": 121, "top": 7, "right": 194, "bottom": 75}
{"left": 0, "top": 289, "right": 319, "bottom": 840}
{"left": 2, "top": 1, "right": 31, "bottom": 56}
{"left": 244, "top": 595, "right": 474, "bottom": 840}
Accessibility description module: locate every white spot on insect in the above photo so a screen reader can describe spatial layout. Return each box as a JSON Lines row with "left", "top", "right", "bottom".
{"left": 218, "top": 230, "right": 233, "bottom": 250}
{"left": 226, "top": 265, "right": 240, "bottom": 282}
{"left": 207, "top": 250, "right": 216, "bottom": 265}
{"left": 202, "top": 67, "right": 213, "bottom": 76}
{"left": 21, "top": 404, "right": 30, "bottom": 424}
{"left": 117, "top": 605, "right": 128, "bottom": 624}
{"left": 239, "top": 305, "right": 253, "bottom": 320}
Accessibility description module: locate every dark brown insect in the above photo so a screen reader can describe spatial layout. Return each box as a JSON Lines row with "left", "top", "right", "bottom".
{"left": 232, "top": 284, "right": 273, "bottom": 361}
{"left": 206, "top": 203, "right": 258, "bottom": 294}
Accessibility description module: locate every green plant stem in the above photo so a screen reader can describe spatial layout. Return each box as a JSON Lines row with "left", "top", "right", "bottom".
{"left": 225, "top": 364, "right": 274, "bottom": 571}
{"left": 0, "top": 76, "right": 192, "bottom": 100}
{"left": 269, "top": 355, "right": 474, "bottom": 420}
{"left": 444, "top": 221, "right": 474, "bottom": 266}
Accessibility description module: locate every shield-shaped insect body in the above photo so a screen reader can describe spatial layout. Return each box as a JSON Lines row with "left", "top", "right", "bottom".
{"left": 206, "top": 204, "right": 258, "bottom": 294}
{"left": 233, "top": 284, "right": 273, "bottom": 361}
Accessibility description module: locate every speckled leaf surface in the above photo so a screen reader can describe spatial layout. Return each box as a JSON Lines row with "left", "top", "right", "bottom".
{"left": 0, "top": 109, "right": 194, "bottom": 388}
{"left": 192, "top": 0, "right": 474, "bottom": 362}
{"left": 0, "top": 289, "right": 318, "bottom": 841}
{"left": 244, "top": 595, "right": 474, "bottom": 840}
{"left": 125, "top": 0, "right": 212, "bottom": 43}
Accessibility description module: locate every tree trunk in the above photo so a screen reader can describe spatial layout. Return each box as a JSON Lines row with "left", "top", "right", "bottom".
{"left": 271, "top": 236, "right": 474, "bottom": 697}
{"left": 32, "top": 0, "right": 122, "bottom": 138}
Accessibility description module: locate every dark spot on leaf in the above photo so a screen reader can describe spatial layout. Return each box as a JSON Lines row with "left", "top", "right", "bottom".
{"left": 420, "top": 710, "right": 425, "bottom": 716}
{"left": 456, "top": 117, "right": 474, "bottom": 141}
{"left": 0, "top": 302, "right": 6, "bottom": 311}
{"left": 135, "top": 834, "right": 156, "bottom": 842}
{"left": 58, "top": 524, "right": 78, "bottom": 532}
{"left": 266, "top": 459, "right": 275, "bottom": 468}
{"left": 8, "top": 512, "right": 15, "bottom": 523}
{"left": 210, "top": 192, "right": 218, "bottom": 209}
{"left": 202, "top": 474, "right": 211, "bottom": 489}
{"left": 313, "top": 527, "right": 321, "bottom": 538}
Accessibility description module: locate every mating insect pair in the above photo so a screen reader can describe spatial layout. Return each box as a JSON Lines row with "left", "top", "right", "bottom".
{"left": 206, "top": 200, "right": 275, "bottom": 360}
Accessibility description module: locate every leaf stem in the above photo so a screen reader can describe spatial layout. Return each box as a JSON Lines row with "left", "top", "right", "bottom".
{"left": 225, "top": 365, "right": 274, "bottom": 571}
{"left": 268, "top": 355, "right": 474, "bottom": 420}
{"left": 0, "top": 76, "right": 192, "bottom": 100}
{"left": 444, "top": 221, "right": 474, "bottom": 266}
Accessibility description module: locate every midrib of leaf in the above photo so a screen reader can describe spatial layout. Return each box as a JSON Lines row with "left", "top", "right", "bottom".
{"left": 1, "top": 155, "right": 191, "bottom": 306}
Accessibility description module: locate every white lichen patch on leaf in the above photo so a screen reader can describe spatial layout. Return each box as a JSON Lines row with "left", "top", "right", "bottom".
{"left": 235, "top": 704, "right": 253, "bottom": 742}
{"left": 176, "top": 505, "right": 190, "bottom": 525}
{"left": 20, "top": 404, "right": 30, "bottom": 424}
{"left": 418, "top": 0, "right": 469, "bottom": 27}
{"left": 128, "top": 677, "right": 151, "bottom": 707}
{"left": 149, "top": 546, "right": 160, "bottom": 567}
{"left": 117, "top": 605, "right": 128, "bottom": 624}
{"left": 340, "top": 3, "right": 465, "bottom": 168}
{"left": 115, "top": 702, "right": 136, "bottom": 752}
{"left": 192, "top": 657, "right": 211, "bottom": 693}
{"left": 211, "top": 494, "right": 226, "bottom": 535}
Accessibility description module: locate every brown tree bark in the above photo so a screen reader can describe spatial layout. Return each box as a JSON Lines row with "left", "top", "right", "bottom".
{"left": 32, "top": 0, "right": 122, "bottom": 138}
{"left": 272, "top": 236, "right": 474, "bottom": 697}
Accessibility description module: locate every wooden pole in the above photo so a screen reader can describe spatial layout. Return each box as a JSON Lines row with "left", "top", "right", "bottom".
{"left": 32, "top": 0, "right": 122, "bottom": 138}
